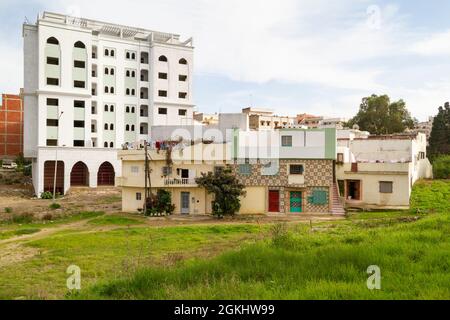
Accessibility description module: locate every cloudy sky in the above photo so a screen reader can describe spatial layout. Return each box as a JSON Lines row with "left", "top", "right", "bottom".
{"left": 2, "top": 0, "right": 450, "bottom": 121}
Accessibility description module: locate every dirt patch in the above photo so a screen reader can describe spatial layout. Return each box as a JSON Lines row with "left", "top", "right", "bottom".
{"left": 0, "top": 243, "right": 40, "bottom": 268}
{"left": 0, "top": 186, "right": 121, "bottom": 222}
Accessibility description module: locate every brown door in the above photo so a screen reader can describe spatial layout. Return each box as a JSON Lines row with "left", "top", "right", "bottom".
{"left": 97, "top": 162, "right": 115, "bottom": 186}
{"left": 268, "top": 190, "right": 280, "bottom": 212}
{"left": 43, "top": 161, "right": 65, "bottom": 194}
{"left": 70, "top": 161, "right": 89, "bottom": 186}
{"left": 346, "top": 180, "right": 361, "bottom": 200}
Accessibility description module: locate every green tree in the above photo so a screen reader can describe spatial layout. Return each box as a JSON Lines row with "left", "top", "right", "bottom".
{"left": 347, "top": 94, "right": 416, "bottom": 134}
{"left": 195, "top": 166, "right": 246, "bottom": 218}
{"left": 428, "top": 102, "right": 450, "bottom": 160}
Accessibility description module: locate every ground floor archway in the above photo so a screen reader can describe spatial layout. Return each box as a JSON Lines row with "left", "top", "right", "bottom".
{"left": 70, "top": 161, "right": 89, "bottom": 186}
{"left": 97, "top": 161, "right": 115, "bottom": 186}
{"left": 43, "top": 161, "right": 65, "bottom": 195}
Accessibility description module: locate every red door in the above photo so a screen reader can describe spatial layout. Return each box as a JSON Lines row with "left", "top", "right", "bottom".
{"left": 268, "top": 190, "right": 280, "bottom": 212}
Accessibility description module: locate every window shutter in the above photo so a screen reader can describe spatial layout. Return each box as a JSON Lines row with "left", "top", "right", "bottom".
{"left": 309, "top": 190, "right": 328, "bottom": 205}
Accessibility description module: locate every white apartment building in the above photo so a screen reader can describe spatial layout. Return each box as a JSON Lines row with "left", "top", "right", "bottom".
{"left": 22, "top": 12, "right": 194, "bottom": 196}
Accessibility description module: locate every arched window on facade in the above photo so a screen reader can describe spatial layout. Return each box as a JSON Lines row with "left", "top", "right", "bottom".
{"left": 74, "top": 41, "right": 86, "bottom": 48}
{"left": 47, "top": 37, "right": 59, "bottom": 45}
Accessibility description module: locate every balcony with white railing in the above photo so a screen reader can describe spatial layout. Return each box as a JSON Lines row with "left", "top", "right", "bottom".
{"left": 164, "top": 178, "right": 197, "bottom": 186}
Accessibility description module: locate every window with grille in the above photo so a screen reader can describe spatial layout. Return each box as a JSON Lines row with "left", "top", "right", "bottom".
{"left": 379, "top": 181, "right": 393, "bottom": 193}
{"left": 289, "top": 164, "right": 304, "bottom": 175}
{"left": 239, "top": 164, "right": 252, "bottom": 175}
{"left": 281, "top": 135, "right": 292, "bottom": 147}
{"left": 308, "top": 190, "right": 328, "bottom": 205}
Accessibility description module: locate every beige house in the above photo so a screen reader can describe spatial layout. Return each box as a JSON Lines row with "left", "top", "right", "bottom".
{"left": 336, "top": 132, "right": 433, "bottom": 210}
{"left": 117, "top": 128, "right": 343, "bottom": 215}
{"left": 117, "top": 143, "right": 228, "bottom": 214}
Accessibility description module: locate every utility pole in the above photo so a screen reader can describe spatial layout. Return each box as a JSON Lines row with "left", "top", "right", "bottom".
{"left": 144, "top": 142, "right": 148, "bottom": 213}
{"left": 53, "top": 111, "right": 64, "bottom": 202}
{"left": 143, "top": 141, "right": 153, "bottom": 214}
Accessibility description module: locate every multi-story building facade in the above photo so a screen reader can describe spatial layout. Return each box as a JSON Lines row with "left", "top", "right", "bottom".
{"left": 118, "top": 128, "right": 344, "bottom": 215}
{"left": 0, "top": 93, "right": 24, "bottom": 159}
{"left": 22, "top": 12, "right": 194, "bottom": 196}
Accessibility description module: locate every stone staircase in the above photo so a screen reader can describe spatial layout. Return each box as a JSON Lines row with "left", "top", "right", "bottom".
{"left": 331, "top": 183, "right": 346, "bottom": 215}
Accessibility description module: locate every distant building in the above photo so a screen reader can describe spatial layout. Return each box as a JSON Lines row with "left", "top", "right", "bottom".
{"left": 243, "top": 107, "right": 295, "bottom": 130}
{"left": 296, "top": 113, "right": 323, "bottom": 128}
{"left": 193, "top": 112, "right": 219, "bottom": 125}
{"left": 413, "top": 116, "right": 434, "bottom": 145}
{"left": 336, "top": 131, "right": 432, "bottom": 210}
{"left": 319, "top": 117, "right": 348, "bottom": 129}
{"left": 0, "top": 93, "right": 24, "bottom": 159}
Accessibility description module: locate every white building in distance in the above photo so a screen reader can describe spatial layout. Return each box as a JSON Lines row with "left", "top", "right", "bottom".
{"left": 22, "top": 12, "right": 194, "bottom": 196}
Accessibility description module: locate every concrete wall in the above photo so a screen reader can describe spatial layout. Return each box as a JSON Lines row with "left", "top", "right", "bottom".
{"left": 239, "top": 186, "right": 266, "bottom": 214}
{"left": 0, "top": 95, "right": 24, "bottom": 158}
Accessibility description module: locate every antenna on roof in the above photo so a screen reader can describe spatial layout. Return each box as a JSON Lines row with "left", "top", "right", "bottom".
{"left": 249, "top": 94, "right": 253, "bottom": 108}
{"left": 24, "top": 16, "right": 29, "bottom": 24}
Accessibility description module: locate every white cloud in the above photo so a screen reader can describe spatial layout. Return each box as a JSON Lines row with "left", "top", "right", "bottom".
{"left": 410, "top": 30, "right": 450, "bottom": 55}
{"left": 1, "top": 0, "right": 449, "bottom": 121}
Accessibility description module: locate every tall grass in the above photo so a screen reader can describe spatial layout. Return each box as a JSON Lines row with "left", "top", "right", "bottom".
{"left": 79, "top": 212, "right": 450, "bottom": 300}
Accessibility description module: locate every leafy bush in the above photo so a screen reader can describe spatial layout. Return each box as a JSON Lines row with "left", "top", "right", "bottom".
{"left": 145, "top": 189, "right": 175, "bottom": 216}
{"left": 40, "top": 191, "right": 53, "bottom": 199}
{"left": 11, "top": 212, "right": 33, "bottom": 224}
{"left": 4, "top": 207, "right": 13, "bottom": 214}
{"left": 49, "top": 203, "right": 61, "bottom": 210}
{"left": 23, "top": 165, "right": 32, "bottom": 177}
{"left": 432, "top": 155, "right": 450, "bottom": 179}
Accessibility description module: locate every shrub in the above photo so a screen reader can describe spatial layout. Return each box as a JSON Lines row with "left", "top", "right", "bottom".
{"left": 270, "top": 223, "right": 292, "bottom": 247}
{"left": 49, "top": 203, "right": 61, "bottom": 210}
{"left": 4, "top": 207, "right": 13, "bottom": 214}
{"left": 23, "top": 165, "right": 32, "bottom": 177}
{"left": 11, "top": 212, "right": 33, "bottom": 224}
{"left": 41, "top": 191, "right": 53, "bottom": 199}
{"left": 41, "top": 213, "right": 53, "bottom": 221}
{"left": 432, "top": 155, "right": 450, "bottom": 179}
{"left": 145, "top": 189, "right": 175, "bottom": 216}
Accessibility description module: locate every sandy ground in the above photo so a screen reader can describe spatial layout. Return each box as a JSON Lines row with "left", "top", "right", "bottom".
{"left": 0, "top": 184, "right": 122, "bottom": 221}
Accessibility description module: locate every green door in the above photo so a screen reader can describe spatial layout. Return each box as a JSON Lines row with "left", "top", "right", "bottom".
{"left": 290, "top": 191, "right": 302, "bottom": 213}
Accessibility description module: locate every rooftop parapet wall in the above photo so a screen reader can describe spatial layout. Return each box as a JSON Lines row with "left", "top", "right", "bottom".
{"left": 119, "top": 128, "right": 337, "bottom": 162}
{"left": 27, "top": 11, "right": 193, "bottom": 47}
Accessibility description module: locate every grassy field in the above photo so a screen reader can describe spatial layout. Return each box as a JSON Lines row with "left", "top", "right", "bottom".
{"left": 0, "top": 180, "right": 448, "bottom": 300}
